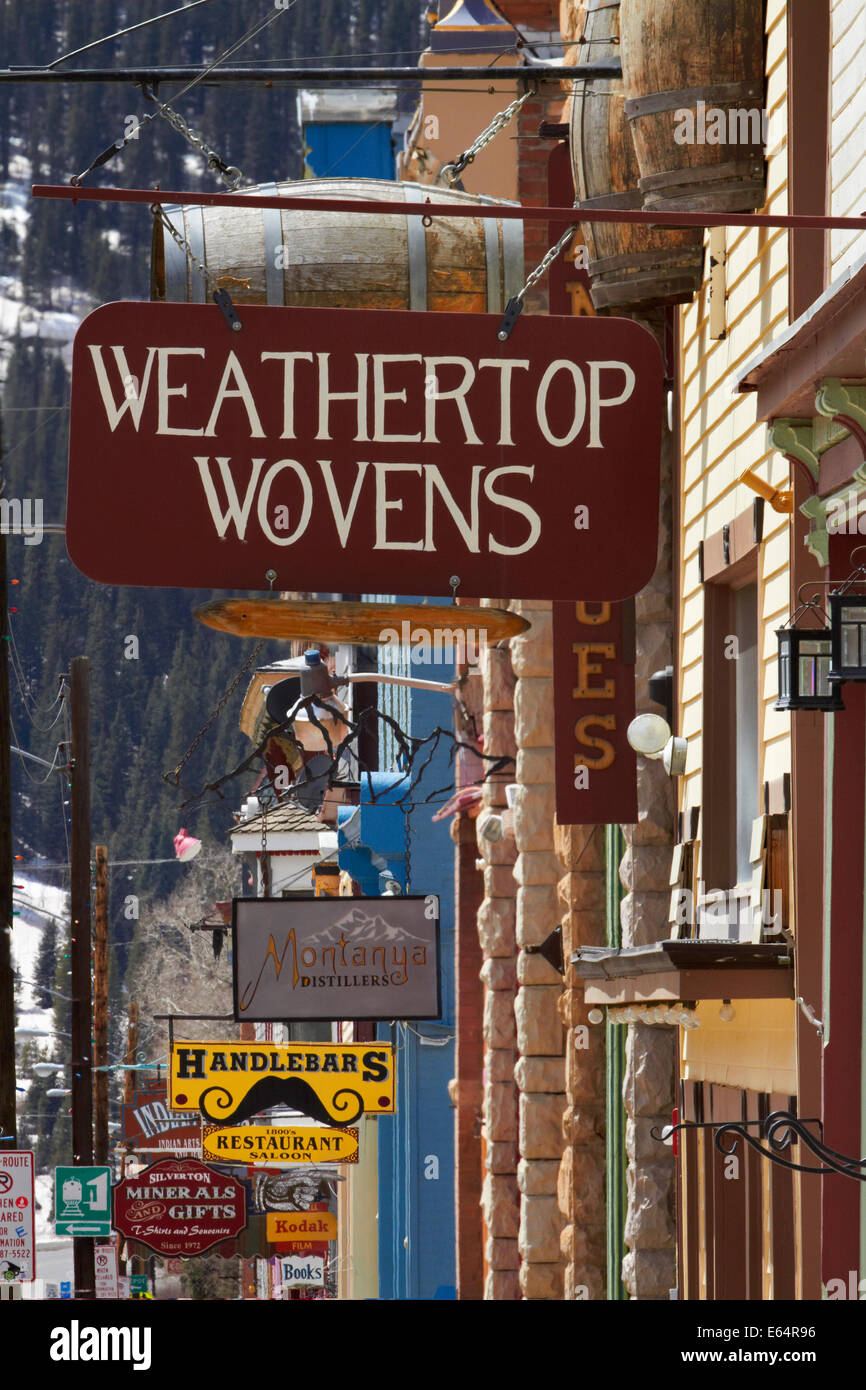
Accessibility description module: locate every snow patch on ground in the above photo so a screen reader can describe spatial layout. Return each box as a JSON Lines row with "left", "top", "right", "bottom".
{"left": 11, "top": 877, "right": 69, "bottom": 1068}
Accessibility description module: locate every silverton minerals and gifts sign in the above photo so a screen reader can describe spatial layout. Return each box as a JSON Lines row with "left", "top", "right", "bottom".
{"left": 112, "top": 1158, "right": 246, "bottom": 1257}
{"left": 232, "top": 895, "right": 441, "bottom": 1022}
{"left": 66, "top": 303, "right": 663, "bottom": 600}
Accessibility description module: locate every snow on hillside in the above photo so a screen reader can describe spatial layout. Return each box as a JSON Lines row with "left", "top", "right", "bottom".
{"left": 0, "top": 144, "right": 94, "bottom": 382}
{"left": 11, "top": 876, "right": 70, "bottom": 1067}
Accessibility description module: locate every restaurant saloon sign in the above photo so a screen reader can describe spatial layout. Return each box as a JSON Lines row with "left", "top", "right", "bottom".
{"left": 66, "top": 303, "right": 663, "bottom": 600}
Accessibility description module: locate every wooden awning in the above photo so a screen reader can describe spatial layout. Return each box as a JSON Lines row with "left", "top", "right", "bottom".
{"left": 572, "top": 941, "right": 793, "bottom": 1006}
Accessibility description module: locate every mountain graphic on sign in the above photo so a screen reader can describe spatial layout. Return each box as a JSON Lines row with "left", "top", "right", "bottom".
{"left": 305, "top": 906, "right": 427, "bottom": 946}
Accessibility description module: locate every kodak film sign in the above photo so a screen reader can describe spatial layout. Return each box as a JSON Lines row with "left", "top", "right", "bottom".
{"left": 267, "top": 1212, "right": 336, "bottom": 1242}
{"left": 201, "top": 1125, "right": 359, "bottom": 1165}
{"left": 169, "top": 1042, "right": 395, "bottom": 1126}
{"left": 66, "top": 303, "right": 662, "bottom": 600}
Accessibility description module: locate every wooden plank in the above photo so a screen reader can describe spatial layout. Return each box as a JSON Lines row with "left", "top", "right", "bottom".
{"left": 194, "top": 596, "right": 529, "bottom": 644}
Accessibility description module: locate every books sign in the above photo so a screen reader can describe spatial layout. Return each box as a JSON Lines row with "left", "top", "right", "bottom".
{"left": 232, "top": 895, "right": 441, "bottom": 1022}
{"left": 67, "top": 302, "right": 662, "bottom": 600}
{"left": 281, "top": 1254, "right": 325, "bottom": 1289}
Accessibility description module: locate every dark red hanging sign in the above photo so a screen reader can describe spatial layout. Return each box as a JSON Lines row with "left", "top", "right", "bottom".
{"left": 112, "top": 1158, "right": 247, "bottom": 1257}
{"left": 67, "top": 302, "right": 662, "bottom": 600}
{"left": 553, "top": 599, "right": 638, "bottom": 825}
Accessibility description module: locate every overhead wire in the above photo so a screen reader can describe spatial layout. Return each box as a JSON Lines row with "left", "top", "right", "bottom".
{"left": 46, "top": 0, "right": 223, "bottom": 70}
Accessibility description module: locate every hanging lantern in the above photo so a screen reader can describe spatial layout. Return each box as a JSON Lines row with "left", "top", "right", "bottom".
{"left": 775, "top": 606, "right": 843, "bottom": 712}
{"left": 829, "top": 591, "right": 866, "bottom": 682}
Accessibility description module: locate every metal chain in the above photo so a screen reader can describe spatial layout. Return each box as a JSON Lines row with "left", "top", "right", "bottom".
{"left": 438, "top": 78, "right": 538, "bottom": 186}
{"left": 164, "top": 641, "right": 265, "bottom": 786}
{"left": 145, "top": 92, "right": 243, "bottom": 189}
{"left": 519, "top": 218, "right": 579, "bottom": 300}
{"left": 151, "top": 202, "right": 215, "bottom": 293}
{"left": 497, "top": 210, "right": 581, "bottom": 340}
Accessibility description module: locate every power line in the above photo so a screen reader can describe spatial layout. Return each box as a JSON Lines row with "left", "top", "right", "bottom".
{"left": 46, "top": 0, "right": 223, "bottom": 71}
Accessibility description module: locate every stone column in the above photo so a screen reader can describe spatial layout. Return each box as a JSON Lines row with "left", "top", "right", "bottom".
{"left": 619, "top": 310, "right": 677, "bottom": 1300}
{"left": 555, "top": 822, "right": 607, "bottom": 1299}
{"left": 511, "top": 599, "right": 566, "bottom": 1300}
{"left": 477, "top": 606, "right": 521, "bottom": 1299}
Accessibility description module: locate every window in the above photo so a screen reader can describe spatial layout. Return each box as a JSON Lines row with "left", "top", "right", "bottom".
{"left": 701, "top": 509, "right": 763, "bottom": 897}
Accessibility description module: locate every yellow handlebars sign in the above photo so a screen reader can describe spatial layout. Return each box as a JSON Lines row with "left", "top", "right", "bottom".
{"left": 169, "top": 1042, "right": 395, "bottom": 1126}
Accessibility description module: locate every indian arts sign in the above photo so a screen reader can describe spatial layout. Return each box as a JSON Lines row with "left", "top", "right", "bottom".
{"left": 66, "top": 303, "right": 663, "bottom": 599}
{"left": 232, "top": 895, "right": 441, "bottom": 1021}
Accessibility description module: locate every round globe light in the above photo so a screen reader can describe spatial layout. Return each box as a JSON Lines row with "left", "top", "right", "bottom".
{"left": 626, "top": 713, "right": 671, "bottom": 759}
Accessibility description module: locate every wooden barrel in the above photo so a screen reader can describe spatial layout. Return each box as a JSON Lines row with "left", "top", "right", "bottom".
{"left": 151, "top": 177, "right": 524, "bottom": 313}
{"left": 568, "top": 0, "right": 704, "bottom": 310}
{"left": 621, "top": 0, "right": 765, "bottom": 213}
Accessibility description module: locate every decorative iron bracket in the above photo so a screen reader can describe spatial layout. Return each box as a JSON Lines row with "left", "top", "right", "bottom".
{"left": 652, "top": 1109, "right": 866, "bottom": 1180}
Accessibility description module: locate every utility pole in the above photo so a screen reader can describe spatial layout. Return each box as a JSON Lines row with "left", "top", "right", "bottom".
{"left": 69, "top": 656, "right": 94, "bottom": 1300}
{"left": 93, "top": 845, "right": 108, "bottom": 1164}
{"left": 0, "top": 424, "right": 16, "bottom": 1149}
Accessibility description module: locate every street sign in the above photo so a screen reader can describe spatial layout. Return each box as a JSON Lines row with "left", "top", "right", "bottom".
{"left": 281, "top": 1253, "right": 325, "bottom": 1289}
{"left": 0, "top": 1150, "right": 35, "bottom": 1282}
{"left": 202, "top": 1124, "right": 359, "bottom": 1165}
{"left": 267, "top": 1211, "right": 336, "bottom": 1242}
{"left": 232, "top": 895, "right": 441, "bottom": 1022}
{"left": 54, "top": 1165, "right": 113, "bottom": 1238}
{"left": 94, "top": 1242, "right": 119, "bottom": 1299}
{"left": 169, "top": 1041, "right": 395, "bottom": 1126}
{"left": 112, "top": 1158, "right": 247, "bottom": 1257}
{"left": 67, "top": 302, "right": 663, "bottom": 601}
{"left": 130, "top": 1274, "right": 149, "bottom": 1295}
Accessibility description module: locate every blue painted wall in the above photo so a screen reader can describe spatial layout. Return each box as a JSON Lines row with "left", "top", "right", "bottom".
{"left": 337, "top": 613, "right": 457, "bottom": 1299}
{"left": 303, "top": 122, "right": 395, "bottom": 180}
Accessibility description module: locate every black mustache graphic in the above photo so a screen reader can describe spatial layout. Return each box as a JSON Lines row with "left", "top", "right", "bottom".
{"left": 199, "top": 1077, "right": 364, "bottom": 1126}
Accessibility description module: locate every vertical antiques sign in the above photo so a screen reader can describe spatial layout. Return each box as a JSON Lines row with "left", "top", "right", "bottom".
{"left": 232, "top": 895, "right": 441, "bottom": 1021}
{"left": 66, "top": 303, "right": 663, "bottom": 600}
{"left": 553, "top": 599, "right": 638, "bottom": 825}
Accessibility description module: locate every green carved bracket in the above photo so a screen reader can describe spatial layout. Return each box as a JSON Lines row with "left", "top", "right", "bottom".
{"left": 799, "top": 493, "right": 830, "bottom": 567}
{"left": 815, "top": 377, "right": 866, "bottom": 435}
{"left": 768, "top": 418, "right": 819, "bottom": 482}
